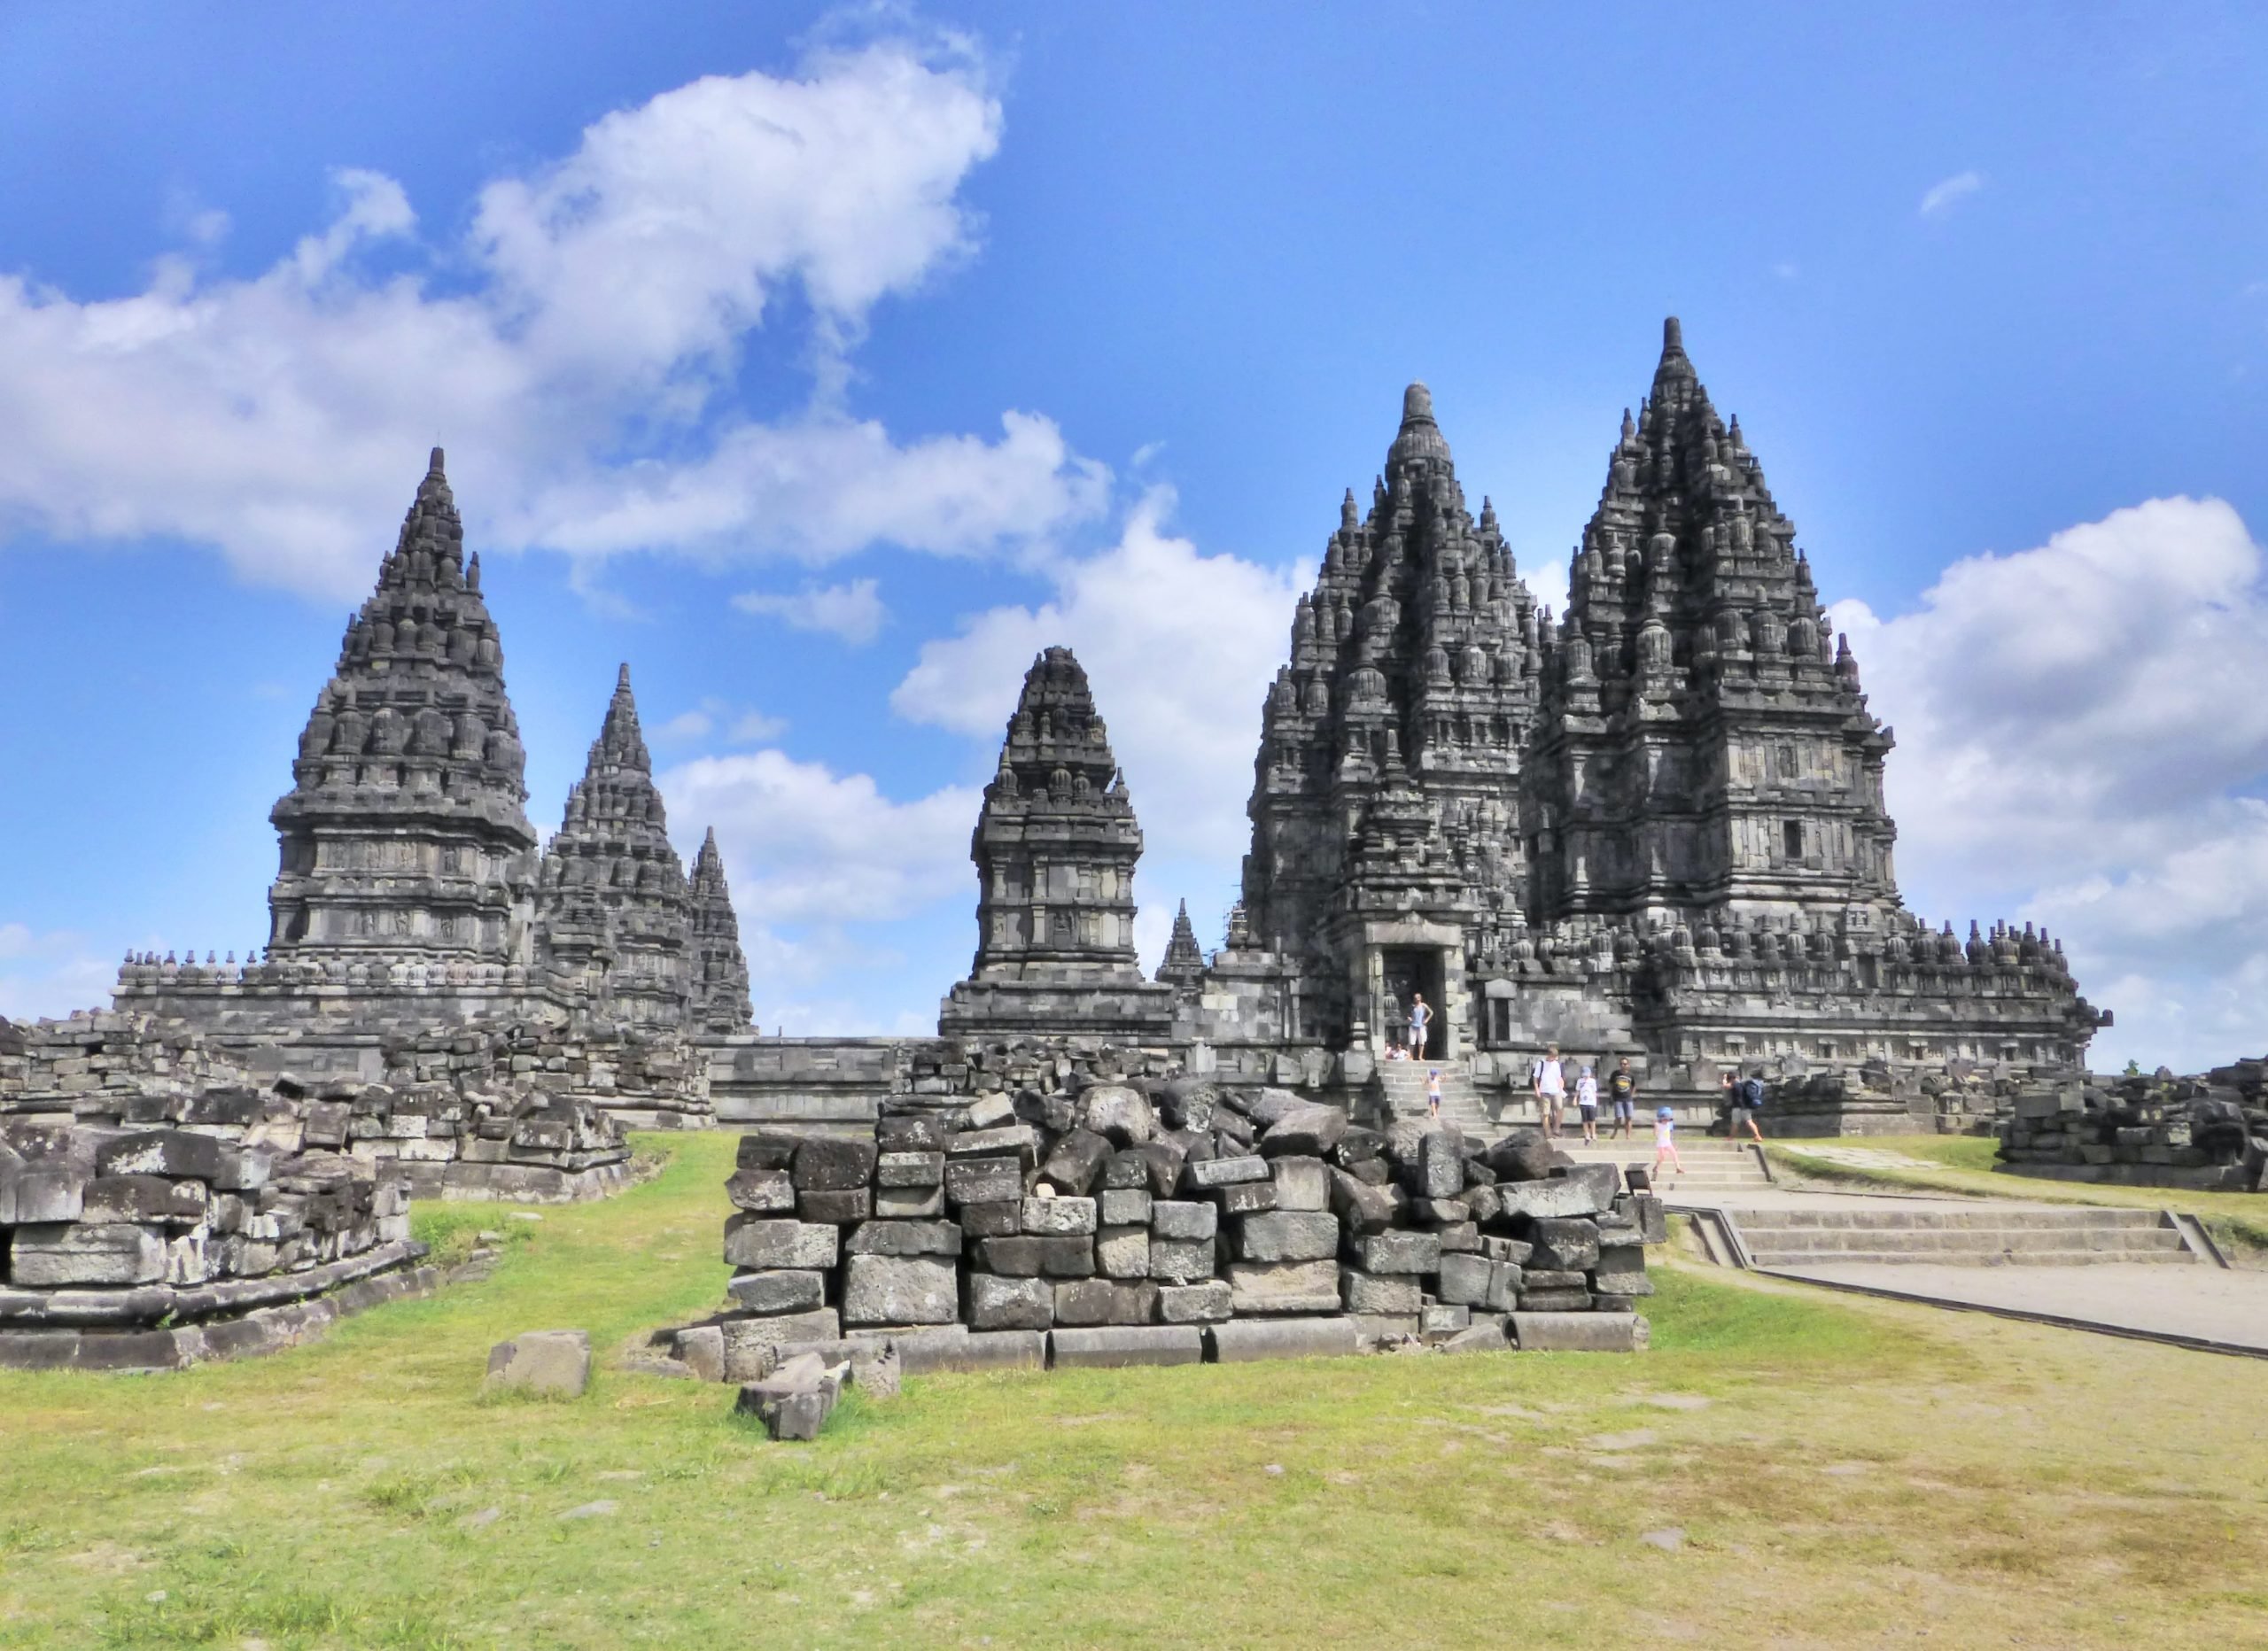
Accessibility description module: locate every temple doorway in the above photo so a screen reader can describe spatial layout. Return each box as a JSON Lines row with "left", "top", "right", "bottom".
{"left": 1380, "top": 947, "right": 1448, "bottom": 1058}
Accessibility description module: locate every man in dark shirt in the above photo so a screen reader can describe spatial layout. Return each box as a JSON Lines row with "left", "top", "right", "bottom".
{"left": 1606, "top": 1058, "right": 1639, "bottom": 1140}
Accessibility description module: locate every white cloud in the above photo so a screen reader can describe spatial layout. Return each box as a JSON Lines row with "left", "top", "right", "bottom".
{"left": 728, "top": 708, "right": 789, "bottom": 743}
{"left": 0, "top": 925, "right": 116, "bottom": 1022}
{"left": 732, "top": 576, "right": 887, "bottom": 644}
{"left": 1832, "top": 496, "right": 2268, "bottom": 1070}
{"left": 1919, "top": 170, "right": 1984, "bottom": 218}
{"left": 890, "top": 488, "right": 1309, "bottom": 866}
{"left": 654, "top": 709, "right": 715, "bottom": 742}
{"left": 658, "top": 748, "right": 976, "bottom": 925}
{"left": 0, "top": 39, "right": 1107, "bottom": 599}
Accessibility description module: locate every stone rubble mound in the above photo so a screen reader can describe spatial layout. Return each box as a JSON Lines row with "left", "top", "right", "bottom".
{"left": 1998, "top": 1061, "right": 2268, "bottom": 1192}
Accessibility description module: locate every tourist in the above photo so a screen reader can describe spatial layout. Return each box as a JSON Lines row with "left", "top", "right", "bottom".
{"left": 1652, "top": 1105, "right": 1684, "bottom": 1180}
{"left": 1607, "top": 1057, "right": 1639, "bottom": 1139}
{"left": 1532, "top": 1043, "right": 1565, "bottom": 1137}
{"left": 1575, "top": 1063, "right": 1600, "bottom": 1143}
{"left": 1722, "top": 1069, "right": 1767, "bottom": 1145}
{"left": 1408, "top": 991, "right": 1431, "bottom": 1059}
{"left": 1381, "top": 988, "right": 1402, "bottom": 1055}
{"left": 1426, "top": 1068, "right": 1443, "bottom": 1120}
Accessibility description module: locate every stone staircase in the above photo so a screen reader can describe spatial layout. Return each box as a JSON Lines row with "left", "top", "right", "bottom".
{"left": 1731, "top": 1205, "right": 2196, "bottom": 1268}
{"left": 1371, "top": 1059, "right": 1494, "bottom": 1136}
{"left": 1556, "top": 1138, "right": 1775, "bottom": 1196}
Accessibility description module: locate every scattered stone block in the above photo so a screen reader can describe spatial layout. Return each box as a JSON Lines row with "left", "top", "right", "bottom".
{"left": 1208, "top": 1316, "right": 1359, "bottom": 1363}
{"left": 1511, "top": 1312, "right": 1649, "bottom": 1353}
{"left": 485, "top": 1329, "right": 591, "bottom": 1398}
{"left": 1050, "top": 1325, "right": 1201, "bottom": 1369}
{"left": 720, "top": 1309, "right": 839, "bottom": 1379}
{"left": 673, "top": 1324, "right": 725, "bottom": 1382}
{"left": 1228, "top": 1259, "right": 1340, "bottom": 1314}
{"left": 1268, "top": 1154, "right": 1331, "bottom": 1212}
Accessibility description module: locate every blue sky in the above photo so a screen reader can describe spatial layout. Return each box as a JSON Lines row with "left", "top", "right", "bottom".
{"left": 4, "top": 4, "right": 2267, "bottom": 1066}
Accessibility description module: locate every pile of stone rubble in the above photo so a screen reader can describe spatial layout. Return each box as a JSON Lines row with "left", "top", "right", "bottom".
{"left": 1998, "top": 1063, "right": 2268, "bottom": 1192}
{"left": 666, "top": 1074, "right": 1662, "bottom": 1388}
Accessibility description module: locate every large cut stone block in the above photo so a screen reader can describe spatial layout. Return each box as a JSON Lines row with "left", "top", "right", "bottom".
{"left": 1340, "top": 1267, "right": 1423, "bottom": 1315}
{"left": 721, "top": 1309, "right": 841, "bottom": 1379}
{"left": 1099, "top": 1187, "right": 1153, "bottom": 1227}
{"left": 1078, "top": 1085, "right": 1158, "bottom": 1147}
{"left": 1147, "top": 1237, "right": 1216, "bottom": 1281}
{"left": 841, "top": 1255, "right": 958, "bottom": 1326}
{"left": 944, "top": 1156, "right": 1024, "bottom": 1206}
{"left": 1052, "top": 1278, "right": 1158, "bottom": 1327}
{"left": 1156, "top": 1280, "right": 1233, "bottom": 1322}
{"left": 1351, "top": 1231, "right": 1441, "bottom": 1275}
{"left": 8, "top": 1222, "right": 165, "bottom": 1288}
{"left": 1234, "top": 1211, "right": 1340, "bottom": 1263}
{"left": 877, "top": 1114, "right": 953, "bottom": 1153}
{"left": 1096, "top": 1225, "right": 1151, "bottom": 1279}
{"left": 723, "top": 1217, "right": 839, "bottom": 1272}
{"left": 1496, "top": 1179, "right": 1603, "bottom": 1220}
{"left": 95, "top": 1130, "right": 227, "bottom": 1182}
{"left": 968, "top": 1274, "right": 1053, "bottom": 1330}
{"left": 947, "top": 1124, "right": 1045, "bottom": 1167}
{"left": 1021, "top": 1196, "right": 1099, "bottom": 1236}
{"left": 735, "top": 1133, "right": 802, "bottom": 1173}
{"left": 1329, "top": 1168, "right": 1396, "bottom": 1234}
{"left": 1049, "top": 1325, "right": 1201, "bottom": 1369}
{"left": 845, "top": 1220, "right": 961, "bottom": 1259}
{"left": 876, "top": 1151, "right": 945, "bottom": 1188}
{"left": 0, "top": 1167, "right": 83, "bottom": 1226}
{"left": 485, "top": 1329, "right": 590, "bottom": 1398}
{"left": 1214, "top": 1180, "right": 1278, "bottom": 1215}
{"left": 1418, "top": 1128, "right": 1466, "bottom": 1199}
{"left": 959, "top": 1198, "right": 1021, "bottom": 1237}
{"left": 1182, "top": 1155, "right": 1269, "bottom": 1192}
{"left": 1436, "top": 1251, "right": 1495, "bottom": 1307}
{"left": 874, "top": 1185, "right": 946, "bottom": 1220}
{"left": 1526, "top": 1218, "right": 1602, "bottom": 1272}
{"left": 1268, "top": 1155, "right": 1331, "bottom": 1212}
{"left": 1150, "top": 1199, "right": 1216, "bottom": 1241}
{"left": 81, "top": 1174, "right": 204, "bottom": 1225}
{"left": 1208, "top": 1317, "right": 1359, "bottom": 1363}
{"left": 1227, "top": 1259, "right": 1340, "bottom": 1314}
{"left": 726, "top": 1269, "right": 827, "bottom": 1315}
{"left": 791, "top": 1136, "right": 876, "bottom": 1192}
{"left": 1038, "top": 1129, "right": 1112, "bottom": 1195}
{"left": 1260, "top": 1103, "right": 1349, "bottom": 1159}
{"left": 976, "top": 1235, "right": 1094, "bottom": 1277}
{"left": 726, "top": 1168, "right": 796, "bottom": 1213}
{"left": 798, "top": 1190, "right": 870, "bottom": 1224}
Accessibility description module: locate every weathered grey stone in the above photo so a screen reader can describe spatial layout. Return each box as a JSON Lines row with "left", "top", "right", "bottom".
{"left": 1156, "top": 1280, "right": 1233, "bottom": 1322}
{"left": 1215, "top": 1180, "right": 1278, "bottom": 1215}
{"left": 1351, "top": 1231, "right": 1441, "bottom": 1275}
{"left": 722, "top": 1217, "right": 838, "bottom": 1272}
{"left": 1050, "top": 1325, "right": 1200, "bottom": 1369}
{"left": 878, "top": 1114, "right": 954, "bottom": 1153}
{"left": 1149, "top": 1199, "right": 1216, "bottom": 1241}
{"left": 1511, "top": 1312, "right": 1649, "bottom": 1353}
{"left": 876, "top": 1151, "right": 945, "bottom": 1188}
{"left": 726, "top": 1168, "right": 796, "bottom": 1213}
{"left": 968, "top": 1273, "right": 1053, "bottom": 1330}
{"left": 1078, "top": 1084, "right": 1157, "bottom": 1146}
{"left": 1096, "top": 1225, "right": 1151, "bottom": 1279}
{"left": 845, "top": 1220, "right": 961, "bottom": 1259}
{"left": 976, "top": 1235, "right": 1094, "bottom": 1278}
{"left": 874, "top": 1184, "right": 946, "bottom": 1219}
{"left": 947, "top": 1124, "right": 1045, "bottom": 1166}
{"left": 1146, "top": 1237, "right": 1216, "bottom": 1282}
{"left": 726, "top": 1268, "right": 827, "bottom": 1314}
{"left": 1418, "top": 1129, "right": 1465, "bottom": 1198}
{"left": 1526, "top": 1218, "right": 1602, "bottom": 1272}
{"left": 1234, "top": 1211, "right": 1340, "bottom": 1263}
{"left": 1098, "top": 1187, "right": 1153, "bottom": 1227}
{"left": 1516, "top": 1289, "right": 1593, "bottom": 1313}
{"left": 1268, "top": 1155, "right": 1331, "bottom": 1213}
{"left": 962, "top": 1093, "right": 1017, "bottom": 1131}
{"left": 1227, "top": 1259, "right": 1341, "bottom": 1314}
{"left": 96, "top": 1129, "right": 227, "bottom": 1182}
{"left": 958, "top": 1198, "right": 1021, "bottom": 1237}
{"left": 791, "top": 1136, "right": 875, "bottom": 1193}
{"left": 1422, "top": 1303, "right": 1470, "bottom": 1337}
{"left": 1436, "top": 1251, "right": 1495, "bottom": 1307}
{"left": 1037, "top": 1128, "right": 1112, "bottom": 1195}
{"left": 1441, "top": 1320, "right": 1509, "bottom": 1355}
{"left": 672, "top": 1323, "right": 726, "bottom": 1382}
{"left": 1340, "top": 1267, "right": 1423, "bottom": 1315}
{"left": 1021, "top": 1196, "right": 1098, "bottom": 1236}
{"left": 1182, "top": 1154, "right": 1269, "bottom": 1191}
{"left": 1260, "top": 1103, "right": 1349, "bottom": 1159}
{"left": 1208, "top": 1316, "right": 1359, "bottom": 1363}
{"left": 1495, "top": 1179, "right": 1604, "bottom": 1221}
{"left": 720, "top": 1310, "right": 840, "bottom": 1379}
{"left": 485, "top": 1329, "right": 590, "bottom": 1398}
{"left": 8, "top": 1222, "right": 165, "bottom": 1288}
{"left": 944, "top": 1155, "right": 1024, "bottom": 1206}
{"left": 896, "top": 1327, "right": 1045, "bottom": 1373}
{"left": 0, "top": 1167, "right": 83, "bottom": 1226}
{"left": 1052, "top": 1278, "right": 1157, "bottom": 1327}
{"left": 841, "top": 1254, "right": 958, "bottom": 1326}
{"left": 1329, "top": 1168, "right": 1396, "bottom": 1234}
{"left": 797, "top": 1189, "right": 870, "bottom": 1224}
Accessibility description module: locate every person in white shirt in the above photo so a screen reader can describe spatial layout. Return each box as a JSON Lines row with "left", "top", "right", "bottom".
{"left": 1532, "top": 1043, "right": 1566, "bottom": 1138}
{"left": 1407, "top": 992, "right": 1431, "bottom": 1059}
{"left": 1652, "top": 1105, "right": 1684, "bottom": 1178}
{"left": 1575, "top": 1065, "right": 1601, "bottom": 1143}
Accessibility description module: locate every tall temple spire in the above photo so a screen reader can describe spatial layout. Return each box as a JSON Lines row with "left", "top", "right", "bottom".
{"left": 264, "top": 449, "right": 539, "bottom": 965}
{"left": 1155, "top": 897, "right": 1205, "bottom": 992}
{"left": 533, "top": 663, "right": 692, "bottom": 1027}
{"left": 687, "top": 826, "right": 754, "bottom": 1032}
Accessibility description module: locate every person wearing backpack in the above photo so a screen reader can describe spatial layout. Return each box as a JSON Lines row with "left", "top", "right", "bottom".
{"left": 1720, "top": 1069, "right": 1767, "bottom": 1144}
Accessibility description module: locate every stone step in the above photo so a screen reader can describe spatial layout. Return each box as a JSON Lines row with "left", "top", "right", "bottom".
{"left": 1741, "top": 1226, "right": 2186, "bottom": 1257}
{"left": 1738, "top": 1206, "right": 2167, "bottom": 1231}
{"left": 1757, "top": 1248, "right": 2199, "bottom": 1268}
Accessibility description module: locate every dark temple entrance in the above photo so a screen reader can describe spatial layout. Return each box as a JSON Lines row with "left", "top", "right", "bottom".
{"left": 1380, "top": 947, "right": 1448, "bottom": 1059}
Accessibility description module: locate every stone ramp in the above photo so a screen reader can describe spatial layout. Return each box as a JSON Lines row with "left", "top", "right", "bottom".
{"left": 1732, "top": 1203, "right": 2194, "bottom": 1267}
{"left": 1557, "top": 1138, "right": 1775, "bottom": 1195}
{"left": 1371, "top": 1059, "right": 1494, "bottom": 1137}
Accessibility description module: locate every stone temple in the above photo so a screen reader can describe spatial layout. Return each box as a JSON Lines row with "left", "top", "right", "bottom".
{"left": 6, "top": 321, "right": 2109, "bottom": 1143}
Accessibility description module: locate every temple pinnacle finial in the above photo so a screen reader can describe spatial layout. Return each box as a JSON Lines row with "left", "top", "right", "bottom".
{"left": 616, "top": 662, "right": 633, "bottom": 692}
{"left": 1662, "top": 316, "right": 1683, "bottom": 354}
{"left": 1402, "top": 382, "right": 1434, "bottom": 422}
{"left": 428, "top": 446, "right": 446, "bottom": 476}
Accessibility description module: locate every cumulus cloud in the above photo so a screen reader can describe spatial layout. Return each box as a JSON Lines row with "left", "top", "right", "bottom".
{"left": 891, "top": 489, "right": 1308, "bottom": 865}
{"left": 733, "top": 576, "right": 887, "bottom": 644}
{"left": 1919, "top": 169, "right": 1985, "bottom": 217}
{"left": 0, "top": 39, "right": 1106, "bottom": 599}
{"left": 1833, "top": 496, "right": 2268, "bottom": 1069}
{"left": 658, "top": 748, "right": 976, "bottom": 926}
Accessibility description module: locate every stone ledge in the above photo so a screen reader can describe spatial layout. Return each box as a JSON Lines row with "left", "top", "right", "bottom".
{"left": 0, "top": 1239, "right": 429, "bottom": 1329}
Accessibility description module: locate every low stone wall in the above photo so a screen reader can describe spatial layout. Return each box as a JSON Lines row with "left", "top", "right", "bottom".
{"left": 307, "top": 1078, "right": 636, "bottom": 1203}
{"left": 0, "top": 1104, "right": 431, "bottom": 1371}
{"left": 1997, "top": 1067, "right": 2268, "bottom": 1192}
{"left": 670, "top": 1075, "right": 1660, "bottom": 1381}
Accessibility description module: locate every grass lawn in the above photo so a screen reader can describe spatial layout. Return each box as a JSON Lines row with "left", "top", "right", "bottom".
{"left": 1766, "top": 1134, "right": 2268, "bottom": 1256}
{"left": 2, "top": 1132, "right": 2264, "bottom": 1647}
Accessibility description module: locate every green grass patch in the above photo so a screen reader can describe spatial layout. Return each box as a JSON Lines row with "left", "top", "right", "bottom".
{"left": 0, "top": 1131, "right": 2262, "bottom": 1647}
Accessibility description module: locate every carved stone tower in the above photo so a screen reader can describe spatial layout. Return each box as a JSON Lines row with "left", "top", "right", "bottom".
{"left": 939, "top": 647, "right": 1176, "bottom": 1042}
{"left": 1238, "top": 384, "right": 1543, "bottom": 1049}
{"left": 533, "top": 665, "right": 693, "bottom": 1027}
{"left": 1532, "top": 317, "right": 1899, "bottom": 928}
{"left": 687, "top": 827, "right": 755, "bottom": 1033}
{"left": 1154, "top": 899, "right": 1206, "bottom": 992}
{"left": 265, "top": 450, "right": 540, "bottom": 968}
